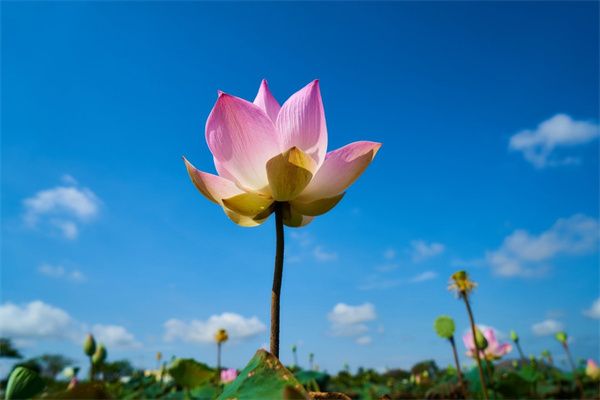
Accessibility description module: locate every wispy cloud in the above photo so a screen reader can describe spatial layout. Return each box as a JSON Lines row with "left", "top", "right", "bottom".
{"left": 38, "top": 263, "right": 86, "bottom": 283}
{"left": 92, "top": 324, "right": 141, "bottom": 349}
{"left": 23, "top": 178, "right": 100, "bottom": 239}
{"left": 409, "top": 271, "right": 438, "bottom": 283}
{"left": 509, "top": 114, "right": 599, "bottom": 168}
{"left": 410, "top": 240, "right": 445, "bottom": 262}
{"left": 583, "top": 298, "right": 600, "bottom": 319}
{"left": 328, "top": 303, "right": 376, "bottom": 340}
{"left": 486, "top": 214, "right": 599, "bottom": 277}
{"left": 313, "top": 246, "right": 338, "bottom": 262}
{"left": 355, "top": 336, "right": 372, "bottom": 345}
{"left": 383, "top": 248, "right": 396, "bottom": 260}
{"left": 164, "top": 313, "right": 266, "bottom": 344}
{"left": 531, "top": 319, "right": 564, "bottom": 336}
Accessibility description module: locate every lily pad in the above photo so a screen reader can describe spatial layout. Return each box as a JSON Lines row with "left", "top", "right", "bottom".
{"left": 217, "top": 349, "right": 310, "bottom": 400}
{"left": 168, "top": 358, "right": 215, "bottom": 389}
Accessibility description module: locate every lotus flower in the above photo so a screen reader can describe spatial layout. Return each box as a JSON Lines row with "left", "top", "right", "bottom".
{"left": 220, "top": 368, "right": 238, "bottom": 383}
{"left": 586, "top": 359, "right": 600, "bottom": 381}
{"left": 184, "top": 80, "right": 381, "bottom": 227}
{"left": 463, "top": 326, "right": 512, "bottom": 361}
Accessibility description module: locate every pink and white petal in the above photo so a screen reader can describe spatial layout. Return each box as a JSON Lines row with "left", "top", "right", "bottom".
{"left": 183, "top": 157, "right": 245, "bottom": 205}
{"left": 463, "top": 331, "right": 475, "bottom": 351}
{"left": 206, "top": 92, "right": 280, "bottom": 192}
{"left": 297, "top": 141, "right": 381, "bottom": 202}
{"left": 497, "top": 343, "right": 512, "bottom": 356}
{"left": 276, "top": 80, "right": 328, "bottom": 167}
{"left": 483, "top": 328, "right": 498, "bottom": 346}
{"left": 253, "top": 80, "right": 281, "bottom": 123}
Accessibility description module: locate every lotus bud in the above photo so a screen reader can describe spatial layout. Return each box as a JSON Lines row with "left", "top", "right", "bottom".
{"left": 156, "top": 352, "right": 162, "bottom": 362}
{"left": 555, "top": 331, "right": 568, "bottom": 345}
{"left": 291, "top": 345, "right": 297, "bottom": 352}
{"left": 83, "top": 334, "right": 96, "bottom": 357}
{"left": 510, "top": 330, "right": 519, "bottom": 342}
{"left": 214, "top": 329, "right": 228, "bottom": 344}
{"left": 475, "top": 328, "right": 488, "bottom": 350}
{"left": 92, "top": 344, "right": 107, "bottom": 365}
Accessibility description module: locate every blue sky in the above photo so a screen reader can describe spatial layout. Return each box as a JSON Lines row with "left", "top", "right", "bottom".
{"left": 1, "top": 2, "right": 599, "bottom": 375}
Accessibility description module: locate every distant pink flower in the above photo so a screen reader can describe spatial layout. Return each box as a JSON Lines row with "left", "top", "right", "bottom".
{"left": 463, "top": 326, "right": 512, "bottom": 361}
{"left": 220, "top": 368, "right": 238, "bottom": 383}
{"left": 586, "top": 359, "right": 600, "bottom": 381}
{"left": 184, "top": 80, "right": 381, "bottom": 228}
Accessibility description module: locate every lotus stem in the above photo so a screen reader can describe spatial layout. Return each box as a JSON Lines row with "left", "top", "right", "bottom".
{"left": 462, "top": 293, "right": 489, "bottom": 400}
{"left": 270, "top": 202, "right": 285, "bottom": 358}
{"left": 89, "top": 356, "right": 94, "bottom": 382}
{"left": 562, "top": 342, "right": 583, "bottom": 398}
{"left": 217, "top": 342, "right": 222, "bottom": 371}
{"left": 516, "top": 341, "right": 526, "bottom": 363}
{"left": 449, "top": 336, "right": 468, "bottom": 398}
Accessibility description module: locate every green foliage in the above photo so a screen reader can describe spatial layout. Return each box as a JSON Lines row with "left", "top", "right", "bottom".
{"left": 168, "top": 358, "right": 214, "bottom": 389}
{"left": 5, "top": 366, "right": 45, "bottom": 400}
{"left": 0, "top": 338, "right": 22, "bottom": 359}
{"left": 217, "top": 350, "right": 309, "bottom": 400}
{"left": 102, "top": 359, "right": 136, "bottom": 383}
{"left": 32, "top": 354, "right": 74, "bottom": 379}
{"left": 434, "top": 316, "right": 455, "bottom": 339}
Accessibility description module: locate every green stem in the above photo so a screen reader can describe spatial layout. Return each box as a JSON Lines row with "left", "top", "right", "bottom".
{"left": 516, "top": 341, "right": 526, "bottom": 362}
{"left": 89, "top": 356, "right": 94, "bottom": 382}
{"left": 563, "top": 343, "right": 583, "bottom": 398}
{"left": 270, "top": 203, "right": 285, "bottom": 358}
{"left": 217, "top": 342, "right": 222, "bottom": 371}
{"left": 463, "top": 294, "right": 489, "bottom": 400}
{"left": 449, "top": 336, "right": 468, "bottom": 398}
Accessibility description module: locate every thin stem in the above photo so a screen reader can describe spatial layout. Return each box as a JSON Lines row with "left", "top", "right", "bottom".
{"left": 270, "top": 203, "right": 285, "bottom": 358}
{"left": 515, "top": 341, "right": 526, "bottom": 362}
{"left": 463, "top": 293, "right": 489, "bottom": 400}
{"left": 449, "top": 336, "right": 468, "bottom": 398}
{"left": 563, "top": 343, "right": 583, "bottom": 398}
{"left": 89, "top": 356, "right": 94, "bottom": 382}
{"left": 217, "top": 342, "right": 222, "bottom": 371}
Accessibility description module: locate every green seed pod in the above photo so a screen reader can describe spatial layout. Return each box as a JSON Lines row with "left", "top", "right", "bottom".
{"left": 83, "top": 334, "right": 96, "bottom": 357}
{"left": 475, "top": 328, "right": 488, "bottom": 350}
{"left": 510, "top": 330, "right": 519, "bottom": 342}
{"left": 434, "top": 316, "right": 455, "bottom": 339}
{"left": 92, "top": 344, "right": 107, "bottom": 365}
{"left": 555, "top": 331, "right": 568, "bottom": 344}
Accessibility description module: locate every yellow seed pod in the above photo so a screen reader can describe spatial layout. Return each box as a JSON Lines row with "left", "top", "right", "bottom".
{"left": 214, "top": 328, "right": 228, "bottom": 344}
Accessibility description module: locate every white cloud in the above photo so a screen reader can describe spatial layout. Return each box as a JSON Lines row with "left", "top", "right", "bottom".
{"left": 313, "top": 246, "right": 338, "bottom": 262}
{"left": 92, "top": 324, "right": 141, "bottom": 349}
{"left": 38, "top": 263, "right": 86, "bottom": 283}
{"left": 532, "top": 319, "right": 564, "bottom": 336}
{"left": 164, "top": 313, "right": 266, "bottom": 344}
{"left": 23, "top": 181, "right": 100, "bottom": 239}
{"left": 410, "top": 240, "right": 445, "bottom": 262}
{"left": 355, "top": 336, "right": 372, "bottom": 345}
{"left": 0, "top": 301, "right": 140, "bottom": 349}
{"left": 409, "top": 271, "right": 438, "bottom": 283}
{"left": 509, "top": 114, "right": 599, "bottom": 168}
{"left": 328, "top": 303, "right": 376, "bottom": 338}
{"left": 0, "top": 301, "right": 75, "bottom": 341}
{"left": 583, "top": 298, "right": 600, "bottom": 319}
{"left": 486, "top": 214, "right": 599, "bottom": 277}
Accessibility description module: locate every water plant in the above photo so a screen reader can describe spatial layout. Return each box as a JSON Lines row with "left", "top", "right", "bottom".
{"left": 214, "top": 328, "right": 228, "bottom": 371}
{"left": 183, "top": 80, "right": 380, "bottom": 358}
{"left": 433, "top": 315, "right": 467, "bottom": 397}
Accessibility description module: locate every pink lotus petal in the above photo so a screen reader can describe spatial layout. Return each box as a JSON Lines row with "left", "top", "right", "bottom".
{"left": 183, "top": 157, "right": 245, "bottom": 205}
{"left": 483, "top": 328, "right": 498, "bottom": 347}
{"left": 298, "top": 141, "right": 381, "bottom": 202}
{"left": 463, "top": 330, "right": 475, "bottom": 351}
{"left": 276, "top": 80, "right": 328, "bottom": 167}
{"left": 495, "top": 343, "right": 512, "bottom": 356}
{"left": 206, "top": 92, "right": 280, "bottom": 191}
{"left": 253, "top": 80, "right": 281, "bottom": 123}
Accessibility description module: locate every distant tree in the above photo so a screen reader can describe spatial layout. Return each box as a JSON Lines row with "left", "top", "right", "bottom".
{"left": 33, "top": 354, "right": 74, "bottom": 379}
{"left": 411, "top": 360, "right": 440, "bottom": 377}
{"left": 0, "top": 338, "right": 23, "bottom": 359}
{"left": 102, "top": 359, "right": 136, "bottom": 383}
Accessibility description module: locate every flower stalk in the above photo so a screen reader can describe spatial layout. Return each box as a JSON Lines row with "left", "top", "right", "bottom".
{"left": 449, "top": 336, "right": 468, "bottom": 398}
{"left": 270, "top": 203, "right": 285, "bottom": 358}
{"left": 463, "top": 295, "right": 489, "bottom": 400}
